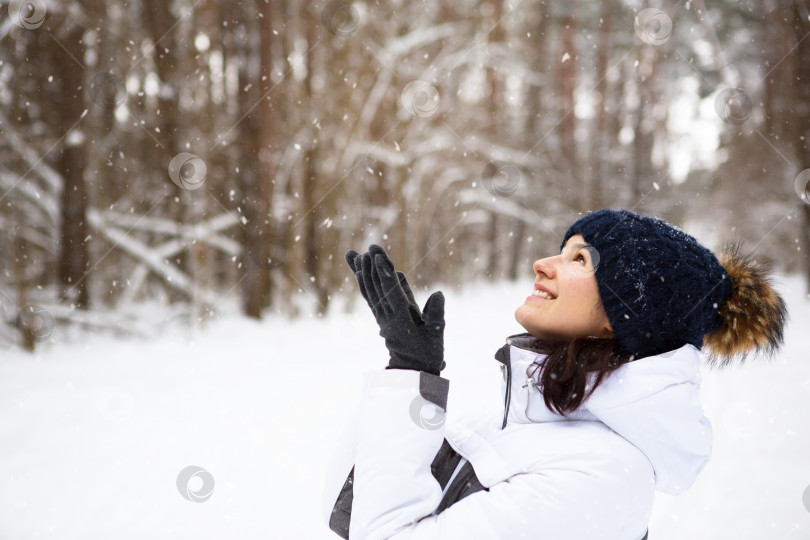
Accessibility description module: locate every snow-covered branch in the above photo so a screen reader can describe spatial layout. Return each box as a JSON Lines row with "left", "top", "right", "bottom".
{"left": 347, "top": 131, "right": 550, "bottom": 171}
{"left": 91, "top": 209, "right": 241, "bottom": 256}
{"left": 0, "top": 112, "right": 64, "bottom": 196}
{"left": 0, "top": 172, "right": 60, "bottom": 227}
{"left": 456, "top": 188, "right": 559, "bottom": 233}
{"left": 86, "top": 209, "right": 227, "bottom": 307}
{"left": 387, "top": 22, "right": 466, "bottom": 59}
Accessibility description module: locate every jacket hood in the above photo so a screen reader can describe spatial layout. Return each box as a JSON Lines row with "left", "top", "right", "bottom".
{"left": 496, "top": 333, "right": 713, "bottom": 495}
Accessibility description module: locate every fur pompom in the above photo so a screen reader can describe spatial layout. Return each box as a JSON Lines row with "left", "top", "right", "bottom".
{"left": 702, "top": 240, "right": 788, "bottom": 367}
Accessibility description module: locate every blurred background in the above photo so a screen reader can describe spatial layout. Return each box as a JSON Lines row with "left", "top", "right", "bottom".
{"left": 1, "top": 0, "right": 809, "bottom": 349}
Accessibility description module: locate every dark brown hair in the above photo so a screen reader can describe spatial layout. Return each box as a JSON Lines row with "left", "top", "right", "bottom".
{"left": 524, "top": 336, "right": 632, "bottom": 416}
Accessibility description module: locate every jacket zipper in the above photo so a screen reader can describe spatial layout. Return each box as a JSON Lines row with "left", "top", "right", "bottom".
{"left": 495, "top": 344, "right": 512, "bottom": 430}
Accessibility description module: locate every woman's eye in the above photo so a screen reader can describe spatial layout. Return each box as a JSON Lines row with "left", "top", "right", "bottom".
{"left": 575, "top": 253, "right": 586, "bottom": 264}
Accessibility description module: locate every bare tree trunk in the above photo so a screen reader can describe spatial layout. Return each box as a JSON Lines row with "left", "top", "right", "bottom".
{"left": 53, "top": 20, "right": 89, "bottom": 308}
{"left": 240, "top": 0, "right": 276, "bottom": 318}
{"left": 217, "top": 0, "right": 245, "bottom": 301}
{"left": 11, "top": 204, "right": 33, "bottom": 351}
{"left": 590, "top": 1, "right": 612, "bottom": 211}
{"left": 85, "top": 0, "right": 120, "bottom": 308}
{"left": 485, "top": 0, "right": 505, "bottom": 279}
{"left": 556, "top": 6, "right": 578, "bottom": 211}
{"left": 190, "top": 0, "right": 219, "bottom": 320}
{"left": 143, "top": 0, "right": 187, "bottom": 305}
{"left": 143, "top": 0, "right": 179, "bottom": 155}
{"left": 302, "top": 1, "right": 333, "bottom": 315}
{"left": 302, "top": 45, "right": 319, "bottom": 310}
{"left": 507, "top": 220, "right": 527, "bottom": 281}
{"left": 763, "top": 0, "right": 795, "bottom": 143}
{"left": 631, "top": 46, "right": 658, "bottom": 209}
{"left": 525, "top": 1, "right": 549, "bottom": 143}
{"left": 607, "top": 58, "right": 632, "bottom": 202}
{"left": 258, "top": 0, "right": 280, "bottom": 311}
{"left": 794, "top": 1, "right": 810, "bottom": 288}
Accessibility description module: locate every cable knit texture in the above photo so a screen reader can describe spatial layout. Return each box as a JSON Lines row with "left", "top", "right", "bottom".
{"left": 561, "top": 209, "right": 733, "bottom": 359}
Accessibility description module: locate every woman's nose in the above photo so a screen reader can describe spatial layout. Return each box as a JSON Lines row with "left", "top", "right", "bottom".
{"left": 533, "top": 255, "right": 558, "bottom": 278}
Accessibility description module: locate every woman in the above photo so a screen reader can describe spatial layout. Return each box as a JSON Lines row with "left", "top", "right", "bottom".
{"left": 321, "top": 208, "right": 788, "bottom": 540}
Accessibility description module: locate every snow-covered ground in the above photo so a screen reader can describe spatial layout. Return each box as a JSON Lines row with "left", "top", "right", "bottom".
{"left": 1, "top": 273, "right": 809, "bottom": 539}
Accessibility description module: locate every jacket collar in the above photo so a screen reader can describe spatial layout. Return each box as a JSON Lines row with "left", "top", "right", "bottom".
{"left": 495, "top": 332, "right": 712, "bottom": 495}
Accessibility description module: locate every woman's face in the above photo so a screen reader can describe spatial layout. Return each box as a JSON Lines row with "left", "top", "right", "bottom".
{"left": 515, "top": 234, "right": 613, "bottom": 341}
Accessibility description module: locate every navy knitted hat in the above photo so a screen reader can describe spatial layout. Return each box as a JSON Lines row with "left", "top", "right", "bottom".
{"left": 560, "top": 209, "right": 787, "bottom": 363}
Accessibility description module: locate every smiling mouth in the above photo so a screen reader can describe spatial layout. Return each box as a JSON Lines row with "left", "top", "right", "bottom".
{"left": 530, "top": 289, "right": 555, "bottom": 300}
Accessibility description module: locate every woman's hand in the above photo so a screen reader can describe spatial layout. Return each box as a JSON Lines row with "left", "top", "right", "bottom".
{"left": 345, "top": 244, "right": 422, "bottom": 326}
{"left": 345, "top": 244, "right": 446, "bottom": 376}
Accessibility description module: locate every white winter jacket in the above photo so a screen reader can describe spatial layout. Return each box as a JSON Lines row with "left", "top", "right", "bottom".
{"left": 321, "top": 333, "right": 713, "bottom": 539}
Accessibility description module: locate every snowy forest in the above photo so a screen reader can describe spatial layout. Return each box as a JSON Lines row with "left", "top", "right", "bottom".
{"left": 3, "top": 2, "right": 810, "bottom": 539}
{"left": 1, "top": 0, "right": 810, "bottom": 350}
